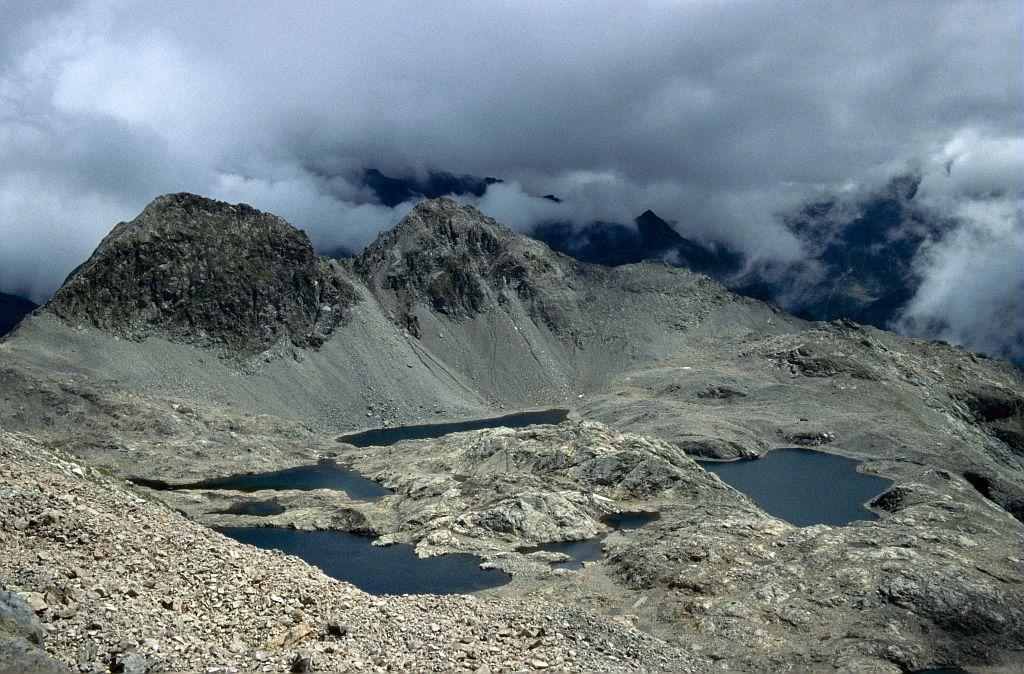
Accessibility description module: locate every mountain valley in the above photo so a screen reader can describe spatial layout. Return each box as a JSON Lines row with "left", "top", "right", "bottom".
{"left": 1, "top": 194, "right": 1022, "bottom": 672}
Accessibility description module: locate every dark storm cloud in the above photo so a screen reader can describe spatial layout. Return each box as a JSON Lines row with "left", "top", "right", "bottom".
{"left": 0, "top": 1, "right": 1020, "bottom": 358}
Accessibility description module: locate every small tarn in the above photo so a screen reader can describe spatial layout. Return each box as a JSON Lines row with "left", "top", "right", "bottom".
{"left": 698, "top": 448, "right": 892, "bottom": 527}
{"left": 337, "top": 409, "right": 570, "bottom": 447}
{"left": 517, "top": 511, "right": 661, "bottom": 570}
{"left": 219, "top": 527, "right": 510, "bottom": 595}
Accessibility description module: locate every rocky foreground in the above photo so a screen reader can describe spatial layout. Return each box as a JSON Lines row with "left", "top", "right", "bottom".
{"left": 0, "top": 430, "right": 691, "bottom": 672}
{"left": 156, "top": 421, "right": 1024, "bottom": 672}
{"left": 5, "top": 420, "right": 1024, "bottom": 672}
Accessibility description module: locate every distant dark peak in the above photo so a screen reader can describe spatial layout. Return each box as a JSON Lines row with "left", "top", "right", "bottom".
{"left": 542, "top": 194, "right": 562, "bottom": 203}
{"left": 634, "top": 210, "right": 683, "bottom": 250}
{"left": 361, "top": 168, "right": 502, "bottom": 207}
{"left": 47, "top": 193, "right": 359, "bottom": 353}
{"left": 531, "top": 211, "right": 744, "bottom": 277}
{"left": 0, "top": 291, "right": 37, "bottom": 338}
{"left": 887, "top": 174, "right": 921, "bottom": 202}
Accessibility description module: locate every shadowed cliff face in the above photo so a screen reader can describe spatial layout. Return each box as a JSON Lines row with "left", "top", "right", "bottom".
{"left": 0, "top": 292, "right": 36, "bottom": 338}
{"left": 360, "top": 168, "right": 502, "bottom": 208}
{"left": 45, "top": 193, "right": 360, "bottom": 353}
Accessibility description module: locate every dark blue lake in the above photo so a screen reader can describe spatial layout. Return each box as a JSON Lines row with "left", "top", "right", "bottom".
{"left": 518, "top": 511, "right": 661, "bottom": 570}
{"left": 219, "top": 527, "right": 510, "bottom": 595}
{"left": 698, "top": 448, "right": 891, "bottom": 527}
{"left": 136, "top": 459, "right": 393, "bottom": 501}
{"left": 337, "top": 409, "right": 570, "bottom": 447}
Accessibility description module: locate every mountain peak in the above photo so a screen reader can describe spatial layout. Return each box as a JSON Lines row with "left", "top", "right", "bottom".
{"left": 405, "top": 197, "right": 511, "bottom": 234}
{"left": 354, "top": 198, "right": 559, "bottom": 321}
{"left": 365, "top": 198, "right": 516, "bottom": 257}
{"left": 361, "top": 169, "right": 501, "bottom": 207}
{"left": 47, "top": 193, "right": 358, "bottom": 353}
{"left": 634, "top": 210, "right": 682, "bottom": 249}
{"left": 114, "top": 192, "right": 282, "bottom": 237}
{"left": 147, "top": 191, "right": 263, "bottom": 215}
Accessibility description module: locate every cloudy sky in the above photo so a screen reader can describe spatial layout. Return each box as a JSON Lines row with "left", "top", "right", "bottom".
{"left": 1, "top": 1, "right": 1021, "bottom": 358}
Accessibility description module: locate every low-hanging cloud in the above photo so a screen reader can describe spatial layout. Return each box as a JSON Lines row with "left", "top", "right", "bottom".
{"left": 897, "top": 131, "right": 1024, "bottom": 361}
{"left": 898, "top": 199, "right": 1023, "bottom": 362}
{"left": 0, "top": 1, "right": 1020, "bottom": 360}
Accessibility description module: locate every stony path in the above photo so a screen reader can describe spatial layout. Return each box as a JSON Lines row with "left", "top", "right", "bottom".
{"left": 0, "top": 430, "right": 693, "bottom": 672}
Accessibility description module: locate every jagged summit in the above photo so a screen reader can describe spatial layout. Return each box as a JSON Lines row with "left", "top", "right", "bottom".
{"left": 364, "top": 198, "right": 517, "bottom": 252}
{"left": 47, "top": 193, "right": 358, "bottom": 353}
{"left": 90, "top": 193, "right": 292, "bottom": 246}
{"left": 354, "top": 198, "right": 565, "bottom": 320}
{"left": 533, "top": 209, "right": 744, "bottom": 276}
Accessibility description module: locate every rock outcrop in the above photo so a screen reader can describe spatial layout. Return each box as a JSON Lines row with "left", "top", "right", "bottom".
{"left": 155, "top": 419, "right": 1024, "bottom": 672}
{"left": 353, "top": 197, "right": 585, "bottom": 337}
{"left": 334, "top": 421, "right": 743, "bottom": 552}
{"left": 601, "top": 469, "right": 1024, "bottom": 671}
{"left": 0, "top": 586, "right": 68, "bottom": 673}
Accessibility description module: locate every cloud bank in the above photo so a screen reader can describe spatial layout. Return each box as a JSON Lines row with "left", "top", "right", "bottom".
{"left": 0, "top": 1, "right": 1020, "bottom": 359}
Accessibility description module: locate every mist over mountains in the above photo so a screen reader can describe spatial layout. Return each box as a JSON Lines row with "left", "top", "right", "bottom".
{"left": 360, "top": 169, "right": 502, "bottom": 208}
{"left": 4, "top": 192, "right": 1024, "bottom": 671}
{"left": 335, "top": 167, "right": 1022, "bottom": 367}
{"left": 0, "top": 2, "right": 1020, "bottom": 364}
{"left": 3, "top": 163, "right": 1019, "bottom": 367}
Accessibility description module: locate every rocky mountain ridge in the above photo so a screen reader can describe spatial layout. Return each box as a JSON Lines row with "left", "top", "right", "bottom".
{"left": 47, "top": 193, "right": 359, "bottom": 353}
{"left": 5, "top": 195, "right": 1022, "bottom": 517}
{"left": 357, "top": 168, "right": 985, "bottom": 361}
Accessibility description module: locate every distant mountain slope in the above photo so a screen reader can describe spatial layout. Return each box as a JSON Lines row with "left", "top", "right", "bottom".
{"left": 533, "top": 210, "right": 744, "bottom": 277}
{"left": 746, "top": 176, "right": 949, "bottom": 329}
{"left": 358, "top": 169, "right": 949, "bottom": 344}
{"left": 0, "top": 291, "right": 37, "bottom": 337}
{"left": 361, "top": 168, "right": 502, "bottom": 207}
{"left": 534, "top": 177, "right": 959, "bottom": 345}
